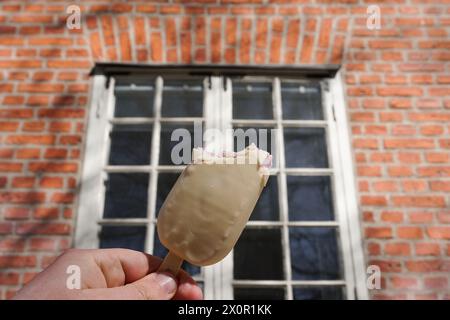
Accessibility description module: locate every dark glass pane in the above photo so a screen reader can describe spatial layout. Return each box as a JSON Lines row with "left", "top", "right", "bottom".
{"left": 287, "top": 176, "right": 334, "bottom": 221}
{"left": 281, "top": 82, "right": 323, "bottom": 120}
{"left": 232, "top": 82, "right": 273, "bottom": 119}
{"left": 153, "top": 228, "right": 201, "bottom": 276}
{"left": 232, "top": 126, "right": 275, "bottom": 164}
{"left": 103, "top": 173, "right": 149, "bottom": 218}
{"left": 234, "top": 228, "right": 284, "bottom": 280}
{"left": 234, "top": 287, "right": 285, "bottom": 300}
{"left": 284, "top": 127, "right": 328, "bottom": 168}
{"left": 99, "top": 226, "right": 146, "bottom": 251}
{"left": 114, "top": 88, "right": 154, "bottom": 117}
{"left": 109, "top": 124, "right": 152, "bottom": 165}
{"left": 159, "top": 123, "right": 196, "bottom": 165}
{"left": 250, "top": 176, "right": 279, "bottom": 221}
{"left": 162, "top": 80, "right": 203, "bottom": 117}
{"left": 289, "top": 228, "right": 341, "bottom": 281}
{"left": 293, "top": 287, "right": 344, "bottom": 300}
{"left": 155, "top": 172, "right": 180, "bottom": 216}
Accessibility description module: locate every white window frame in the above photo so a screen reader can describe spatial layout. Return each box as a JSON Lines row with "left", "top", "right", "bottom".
{"left": 75, "top": 69, "right": 368, "bottom": 300}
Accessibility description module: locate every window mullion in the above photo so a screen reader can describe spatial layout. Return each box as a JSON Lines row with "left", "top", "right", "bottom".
{"left": 145, "top": 76, "right": 163, "bottom": 254}
{"left": 273, "top": 77, "right": 294, "bottom": 300}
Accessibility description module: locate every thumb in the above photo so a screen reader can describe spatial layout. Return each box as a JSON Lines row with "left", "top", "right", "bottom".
{"left": 80, "top": 272, "right": 178, "bottom": 300}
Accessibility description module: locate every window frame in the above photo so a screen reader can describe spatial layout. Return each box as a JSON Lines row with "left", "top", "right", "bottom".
{"left": 75, "top": 65, "right": 368, "bottom": 300}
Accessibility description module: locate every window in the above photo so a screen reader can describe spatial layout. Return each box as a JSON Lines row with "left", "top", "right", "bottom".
{"left": 76, "top": 65, "right": 368, "bottom": 300}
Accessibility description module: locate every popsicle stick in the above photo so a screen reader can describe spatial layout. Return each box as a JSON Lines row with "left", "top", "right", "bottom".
{"left": 158, "top": 251, "right": 183, "bottom": 275}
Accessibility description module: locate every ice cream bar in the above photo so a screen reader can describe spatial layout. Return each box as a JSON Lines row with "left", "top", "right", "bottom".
{"left": 157, "top": 144, "right": 271, "bottom": 274}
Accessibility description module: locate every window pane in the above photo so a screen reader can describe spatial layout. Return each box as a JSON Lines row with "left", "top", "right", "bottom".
{"left": 153, "top": 227, "right": 201, "bottom": 276}
{"left": 293, "top": 287, "right": 344, "bottom": 300}
{"left": 234, "top": 287, "right": 285, "bottom": 300}
{"left": 232, "top": 82, "right": 273, "bottom": 119}
{"left": 99, "top": 226, "right": 146, "bottom": 251}
{"left": 155, "top": 172, "right": 180, "bottom": 217}
{"left": 232, "top": 126, "right": 275, "bottom": 164}
{"left": 114, "top": 88, "right": 154, "bottom": 118}
{"left": 234, "top": 228, "right": 284, "bottom": 280}
{"left": 281, "top": 82, "right": 323, "bottom": 120}
{"left": 287, "top": 176, "right": 334, "bottom": 221}
{"left": 284, "top": 127, "right": 328, "bottom": 168}
{"left": 159, "top": 123, "right": 195, "bottom": 165}
{"left": 162, "top": 79, "right": 203, "bottom": 117}
{"left": 103, "top": 173, "right": 149, "bottom": 218}
{"left": 250, "top": 176, "right": 279, "bottom": 221}
{"left": 109, "top": 124, "right": 152, "bottom": 165}
{"left": 289, "top": 228, "right": 341, "bottom": 281}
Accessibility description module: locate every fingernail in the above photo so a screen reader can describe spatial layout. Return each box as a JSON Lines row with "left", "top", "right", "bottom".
{"left": 155, "top": 272, "right": 177, "bottom": 294}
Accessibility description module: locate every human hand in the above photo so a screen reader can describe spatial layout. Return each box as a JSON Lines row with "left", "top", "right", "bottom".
{"left": 13, "top": 248, "right": 203, "bottom": 300}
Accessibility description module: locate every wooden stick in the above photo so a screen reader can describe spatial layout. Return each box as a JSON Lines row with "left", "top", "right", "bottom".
{"left": 157, "top": 251, "right": 183, "bottom": 275}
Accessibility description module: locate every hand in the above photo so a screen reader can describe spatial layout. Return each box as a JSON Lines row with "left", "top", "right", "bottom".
{"left": 13, "top": 248, "right": 203, "bottom": 300}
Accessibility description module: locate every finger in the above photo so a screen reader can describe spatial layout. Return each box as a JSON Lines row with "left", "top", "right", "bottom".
{"left": 80, "top": 272, "right": 177, "bottom": 300}
{"left": 92, "top": 249, "right": 163, "bottom": 285}
{"left": 173, "top": 269, "right": 203, "bottom": 300}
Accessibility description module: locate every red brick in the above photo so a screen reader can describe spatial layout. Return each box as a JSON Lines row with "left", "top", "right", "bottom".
{"left": 3, "top": 96, "right": 25, "bottom": 105}
{"left": 3, "top": 207, "right": 30, "bottom": 220}
{"left": 381, "top": 211, "right": 403, "bottom": 223}
{"left": 16, "top": 148, "right": 40, "bottom": 159}
{"left": 392, "top": 196, "right": 446, "bottom": 208}
{"left": 29, "top": 238, "right": 58, "bottom": 251}
{"left": 16, "top": 223, "right": 70, "bottom": 235}
{"left": 377, "top": 87, "right": 423, "bottom": 97}
{"left": 0, "top": 255, "right": 36, "bottom": 268}
{"left": 44, "top": 148, "right": 67, "bottom": 159}
{"left": 416, "top": 243, "right": 441, "bottom": 256}
{"left": 33, "top": 207, "right": 59, "bottom": 219}
{"left": 367, "top": 242, "right": 381, "bottom": 255}
{"left": 28, "top": 162, "right": 78, "bottom": 173}
{"left": 0, "top": 109, "right": 33, "bottom": 120}
{"left": 390, "top": 276, "right": 418, "bottom": 289}
{"left": 430, "top": 181, "right": 450, "bottom": 192}
{"left": 369, "top": 260, "right": 402, "bottom": 273}
{"left": 410, "top": 211, "right": 434, "bottom": 223}
{"left": 424, "top": 277, "right": 448, "bottom": 289}
{"left": 398, "top": 152, "right": 420, "bottom": 164}
{"left": 0, "top": 272, "right": 20, "bottom": 285}
{"left": 23, "top": 121, "right": 45, "bottom": 132}
{"left": 398, "top": 226, "right": 423, "bottom": 239}
{"left": 427, "top": 227, "right": 450, "bottom": 240}
{"left": 51, "top": 192, "right": 75, "bottom": 204}
{"left": 385, "top": 243, "right": 411, "bottom": 256}
{"left": 12, "top": 177, "right": 35, "bottom": 188}
{"left": 365, "top": 227, "right": 392, "bottom": 239}
{"left": 418, "top": 166, "right": 450, "bottom": 177}
{"left": 384, "top": 139, "right": 434, "bottom": 149}
{"left": 373, "top": 181, "right": 398, "bottom": 192}
{"left": 358, "top": 166, "right": 381, "bottom": 177}
{"left": 371, "top": 152, "right": 393, "bottom": 163}
{"left": 402, "top": 180, "right": 427, "bottom": 192}
{"left": 0, "top": 192, "right": 45, "bottom": 204}
{"left": 0, "top": 238, "right": 26, "bottom": 252}
{"left": 388, "top": 166, "right": 413, "bottom": 177}
{"left": 6, "top": 135, "right": 55, "bottom": 145}
{"left": 406, "top": 260, "right": 442, "bottom": 272}
{"left": 40, "top": 177, "right": 63, "bottom": 188}
{"left": 0, "top": 222, "right": 13, "bottom": 234}
{"left": 361, "top": 196, "right": 387, "bottom": 206}
{"left": 38, "top": 109, "right": 84, "bottom": 118}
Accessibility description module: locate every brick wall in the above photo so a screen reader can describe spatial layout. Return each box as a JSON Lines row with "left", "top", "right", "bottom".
{"left": 0, "top": 0, "right": 449, "bottom": 300}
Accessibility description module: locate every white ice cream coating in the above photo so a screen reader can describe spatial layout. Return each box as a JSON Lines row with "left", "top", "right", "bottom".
{"left": 157, "top": 144, "right": 271, "bottom": 266}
